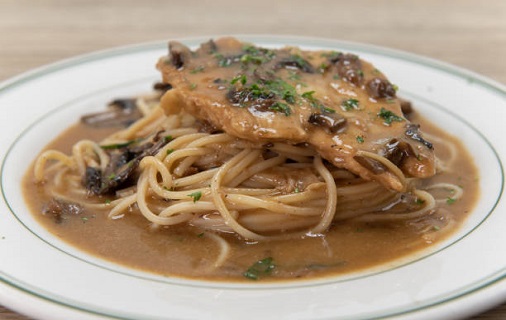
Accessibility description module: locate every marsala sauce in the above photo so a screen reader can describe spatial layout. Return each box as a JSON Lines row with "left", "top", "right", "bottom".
{"left": 22, "top": 113, "right": 479, "bottom": 282}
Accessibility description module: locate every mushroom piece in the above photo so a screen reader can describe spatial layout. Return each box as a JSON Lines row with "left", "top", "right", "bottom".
{"left": 168, "top": 41, "right": 193, "bottom": 69}
{"left": 308, "top": 112, "right": 347, "bottom": 133}
{"left": 366, "top": 78, "right": 396, "bottom": 99}
{"left": 275, "top": 56, "right": 315, "bottom": 73}
{"left": 81, "top": 98, "right": 142, "bottom": 128}
{"left": 84, "top": 132, "right": 172, "bottom": 195}
{"left": 331, "top": 53, "right": 364, "bottom": 86}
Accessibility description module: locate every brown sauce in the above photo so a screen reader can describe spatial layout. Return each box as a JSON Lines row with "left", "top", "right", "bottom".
{"left": 22, "top": 113, "right": 479, "bottom": 282}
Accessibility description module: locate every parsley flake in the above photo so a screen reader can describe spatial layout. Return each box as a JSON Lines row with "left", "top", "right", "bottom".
{"left": 341, "top": 98, "right": 359, "bottom": 111}
{"left": 269, "top": 102, "right": 292, "bottom": 116}
{"left": 446, "top": 197, "right": 457, "bottom": 205}
{"left": 243, "top": 257, "right": 275, "bottom": 280}
{"left": 378, "top": 107, "right": 404, "bottom": 125}
{"left": 188, "top": 191, "right": 202, "bottom": 203}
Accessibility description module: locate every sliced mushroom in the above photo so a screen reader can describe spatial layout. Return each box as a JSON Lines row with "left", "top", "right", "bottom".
{"left": 383, "top": 139, "right": 416, "bottom": 167}
{"left": 405, "top": 124, "right": 433, "bottom": 149}
{"left": 84, "top": 132, "right": 172, "bottom": 195}
{"left": 43, "top": 198, "right": 84, "bottom": 224}
{"left": 308, "top": 112, "right": 347, "bottom": 133}
{"left": 275, "top": 55, "right": 315, "bottom": 73}
{"left": 331, "top": 53, "right": 364, "bottom": 86}
{"left": 353, "top": 154, "right": 387, "bottom": 174}
{"left": 168, "top": 41, "right": 193, "bottom": 69}
{"left": 366, "top": 78, "right": 396, "bottom": 99}
{"left": 81, "top": 98, "right": 142, "bottom": 128}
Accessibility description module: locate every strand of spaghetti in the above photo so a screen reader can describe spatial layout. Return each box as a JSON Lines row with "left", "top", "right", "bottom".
{"left": 186, "top": 133, "right": 235, "bottom": 148}
{"left": 139, "top": 156, "right": 173, "bottom": 188}
{"left": 72, "top": 140, "right": 109, "bottom": 174}
{"left": 135, "top": 95, "right": 162, "bottom": 116}
{"left": 268, "top": 183, "right": 327, "bottom": 203}
{"left": 157, "top": 200, "right": 257, "bottom": 218}
{"left": 163, "top": 148, "right": 212, "bottom": 175}
{"left": 222, "top": 149, "right": 262, "bottom": 185}
{"left": 172, "top": 169, "right": 219, "bottom": 188}
{"left": 334, "top": 192, "right": 399, "bottom": 220}
{"left": 224, "top": 194, "right": 322, "bottom": 216}
{"left": 190, "top": 211, "right": 238, "bottom": 233}
{"left": 204, "top": 232, "right": 230, "bottom": 268}
{"left": 355, "top": 150, "right": 407, "bottom": 191}
{"left": 50, "top": 190, "right": 116, "bottom": 211}
{"left": 173, "top": 155, "right": 200, "bottom": 177}
{"left": 159, "top": 133, "right": 210, "bottom": 159}
{"left": 51, "top": 166, "right": 73, "bottom": 189}
{"left": 108, "top": 194, "right": 137, "bottom": 219}
{"left": 136, "top": 172, "right": 193, "bottom": 225}
{"left": 210, "top": 148, "right": 269, "bottom": 240}
{"left": 227, "top": 155, "right": 287, "bottom": 188}
{"left": 148, "top": 175, "right": 209, "bottom": 201}
{"left": 309, "top": 155, "right": 338, "bottom": 234}
{"left": 34, "top": 150, "right": 75, "bottom": 182}
{"left": 357, "top": 190, "right": 436, "bottom": 222}
{"left": 109, "top": 105, "right": 165, "bottom": 140}
{"left": 426, "top": 182, "right": 464, "bottom": 203}
{"left": 223, "top": 187, "right": 281, "bottom": 196}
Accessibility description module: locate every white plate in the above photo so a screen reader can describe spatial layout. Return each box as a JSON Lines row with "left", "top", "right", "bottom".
{"left": 1, "top": 36, "right": 505, "bottom": 320}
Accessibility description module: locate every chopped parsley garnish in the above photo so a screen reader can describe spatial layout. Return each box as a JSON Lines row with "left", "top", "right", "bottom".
{"left": 189, "top": 83, "right": 197, "bottom": 90}
{"left": 188, "top": 191, "right": 202, "bottom": 203}
{"left": 301, "top": 90, "right": 317, "bottom": 104}
{"left": 166, "top": 148, "right": 175, "bottom": 155}
{"left": 190, "top": 65, "right": 205, "bottom": 74}
{"left": 319, "top": 62, "right": 329, "bottom": 73}
{"left": 320, "top": 50, "right": 342, "bottom": 60}
{"left": 446, "top": 197, "right": 457, "bottom": 205}
{"left": 356, "top": 135, "right": 364, "bottom": 143}
{"left": 302, "top": 91, "right": 335, "bottom": 113}
{"left": 378, "top": 107, "right": 404, "bottom": 125}
{"left": 269, "top": 101, "right": 291, "bottom": 116}
{"left": 289, "top": 54, "right": 313, "bottom": 71}
{"left": 164, "top": 135, "right": 173, "bottom": 142}
{"left": 231, "top": 74, "right": 248, "bottom": 85}
{"left": 214, "top": 53, "right": 234, "bottom": 67}
{"left": 240, "top": 54, "right": 267, "bottom": 65}
{"left": 243, "top": 257, "right": 275, "bottom": 280}
{"left": 232, "top": 78, "right": 297, "bottom": 111}
{"left": 267, "top": 79, "right": 297, "bottom": 104}
{"left": 288, "top": 71, "right": 301, "bottom": 81}
{"left": 242, "top": 44, "right": 275, "bottom": 59}
{"left": 341, "top": 98, "right": 359, "bottom": 111}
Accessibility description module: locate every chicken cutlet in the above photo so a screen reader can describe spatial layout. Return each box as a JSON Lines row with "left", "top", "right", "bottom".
{"left": 157, "top": 37, "right": 435, "bottom": 191}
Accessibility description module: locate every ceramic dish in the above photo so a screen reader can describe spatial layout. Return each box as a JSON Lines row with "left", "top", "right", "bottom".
{"left": 1, "top": 36, "right": 505, "bottom": 319}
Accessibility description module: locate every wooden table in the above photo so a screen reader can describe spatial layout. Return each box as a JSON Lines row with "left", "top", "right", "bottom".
{"left": 0, "top": 0, "right": 505, "bottom": 319}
